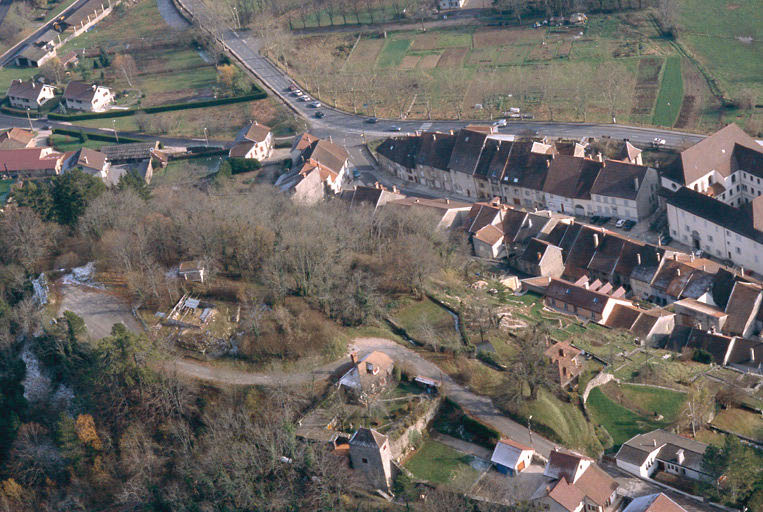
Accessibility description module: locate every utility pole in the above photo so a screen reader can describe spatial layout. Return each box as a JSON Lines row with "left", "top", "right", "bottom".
{"left": 112, "top": 119, "right": 119, "bottom": 143}
{"left": 527, "top": 415, "right": 534, "bottom": 449}
{"left": 204, "top": 127, "right": 209, "bottom": 147}
{"left": 26, "top": 108, "right": 33, "bottom": 131}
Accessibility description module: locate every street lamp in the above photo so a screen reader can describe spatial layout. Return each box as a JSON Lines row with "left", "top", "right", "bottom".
{"left": 527, "top": 415, "right": 534, "bottom": 449}
{"left": 112, "top": 119, "right": 119, "bottom": 144}
{"left": 204, "top": 127, "right": 209, "bottom": 147}
{"left": 26, "top": 108, "right": 33, "bottom": 131}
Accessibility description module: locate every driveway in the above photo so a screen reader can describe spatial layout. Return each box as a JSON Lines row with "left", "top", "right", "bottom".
{"left": 56, "top": 284, "right": 142, "bottom": 341}
{"left": 165, "top": 337, "right": 558, "bottom": 457}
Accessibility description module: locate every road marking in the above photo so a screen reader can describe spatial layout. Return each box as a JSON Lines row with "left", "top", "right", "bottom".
{"left": 420, "top": 122, "right": 432, "bottom": 130}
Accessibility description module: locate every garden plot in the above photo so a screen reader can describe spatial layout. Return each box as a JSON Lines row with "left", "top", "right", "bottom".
{"left": 417, "top": 53, "right": 442, "bottom": 69}
{"left": 344, "top": 38, "right": 384, "bottom": 70}
{"left": 473, "top": 28, "right": 542, "bottom": 48}
{"left": 437, "top": 48, "right": 468, "bottom": 68}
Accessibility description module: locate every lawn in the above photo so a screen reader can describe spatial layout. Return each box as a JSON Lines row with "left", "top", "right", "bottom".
{"left": 711, "top": 407, "right": 763, "bottom": 442}
{"left": 587, "top": 386, "right": 671, "bottom": 449}
{"left": 405, "top": 439, "right": 480, "bottom": 485}
{"left": 377, "top": 38, "right": 412, "bottom": 68}
{"left": 599, "top": 382, "right": 686, "bottom": 423}
{"left": 50, "top": 134, "right": 107, "bottom": 152}
{"left": 392, "top": 297, "right": 458, "bottom": 340}
{"left": 0, "top": 179, "right": 12, "bottom": 205}
{"left": 652, "top": 56, "right": 684, "bottom": 127}
{"left": 151, "top": 157, "right": 222, "bottom": 187}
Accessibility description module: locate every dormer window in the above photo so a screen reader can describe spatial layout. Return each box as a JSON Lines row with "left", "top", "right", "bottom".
{"left": 366, "top": 362, "right": 378, "bottom": 375}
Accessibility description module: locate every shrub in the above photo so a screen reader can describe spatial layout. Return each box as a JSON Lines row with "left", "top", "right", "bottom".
{"left": 692, "top": 348, "right": 712, "bottom": 364}
{"left": 228, "top": 158, "right": 262, "bottom": 174}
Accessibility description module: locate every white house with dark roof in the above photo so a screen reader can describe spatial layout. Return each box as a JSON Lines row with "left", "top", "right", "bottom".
{"left": 538, "top": 450, "right": 620, "bottom": 512}
{"left": 62, "top": 81, "right": 114, "bottom": 112}
{"left": 6, "top": 80, "right": 56, "bottom": 109}
{"left": 615, "top": 430, "right": 710, "bottom": 483}
{"left": 622, "top": 493, "right": 686, "bottom": 512}
{"left": 590, "top": 160, "right": 658, "bottom": 221}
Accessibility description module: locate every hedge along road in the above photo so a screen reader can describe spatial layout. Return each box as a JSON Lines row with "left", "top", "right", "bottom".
{"left": 164, "top": 337, "right": 557, "bottom": 458}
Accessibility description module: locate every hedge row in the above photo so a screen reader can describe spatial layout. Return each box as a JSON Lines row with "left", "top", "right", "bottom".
{"left": 52, "top": 128, "right": 143, "bottom": 144}
{"left": 47, "top": 90, "right": 267, "bottom": 121}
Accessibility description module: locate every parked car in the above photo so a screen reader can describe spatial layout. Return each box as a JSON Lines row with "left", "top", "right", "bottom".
{"left": 292, "top": 90, "right": 302, "bottom": 96}
{"left": 389, "top": 126, "right": 402, "bottom": 132}
{"left": 299, "top": 96, "right": 310, "bottom": 102}
{"left": 521, "top": 114, "right": 534, "bottom": 119}
{"left": 352, "top": 169, "right": 361, "bottom": 179}
{"left": 659, "top": 233, "right": 673, "bottom": 245}
{"left": 591, "top": 215, "right": 601, "bottom": 224}
{"left": 365, "top": 117, "right": 378, "bottom": 124}
{"left": 311, "top": 101, "right": 321, "bottom": 108}
{"left": 493, "top": 118, "right": 507, "bottom": 127}
{"left": 599, "top": 216, "right": 612, "bottom": 225}
{"left": 616, "top": 219, "right": 626, "bottom": 228}
{"left": 623, "top": 220, "right": 636, "bottom": 231}
{"left": 314, "top": 111, "right": 325, "bottom": 118}
{"left": 653, "top": 137, "right": 667, "bottom": 146}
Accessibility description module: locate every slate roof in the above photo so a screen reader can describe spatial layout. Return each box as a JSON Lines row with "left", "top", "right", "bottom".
{"left": 518, "top": 238, "right": 553, "bottom": 265}
{"left": 543, "top": 156, "right": 603, "bottom": 200}
{"left": 7, "top": 79, "right": 52, "bottom": 100}
{"left": 591, "top": 160, "right": 650, "bottom": 200}
{"left": 546, "top": 279, "right": 612, "bottom": 314}
{"left": 711, "top": 269, "right": 739, "bottom": 310}
{"left": 448, "top": 129, "right": 487, "bottom": 174}
{"left": 501, "top": 209, "right": 529, "bottom": 242}
{"left": 617, "top": 430, "right": 708, "bottom": 470}
{"left": 63, "top": 81, "right": 101, "bottom": 102}
{"left": 377, "top": 136, "right": 420, "bottom": 169}
{"left": 416, "top": 132, "right": 456, "bottom": 170}
{"left": 473, "top": 138, "right": 501, "bottom": 179}
{"left": 466, "top": 202, "right": 502, "bottom": 234}
{"left": 349, "top": 427, "right": 387, "bottom": 448}
{"left": 501, "top": 140, "right": 552, "bottom": 190}
{"left": 588, "top": 234, "right": 626, "bottom": 277}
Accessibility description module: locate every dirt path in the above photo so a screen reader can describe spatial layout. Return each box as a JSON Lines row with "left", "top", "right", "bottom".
{"left": 57, "top": 284, "right": 142, "bottom": 341}
{"left": 166, "top": 337, "right": 557, "bottom": 457}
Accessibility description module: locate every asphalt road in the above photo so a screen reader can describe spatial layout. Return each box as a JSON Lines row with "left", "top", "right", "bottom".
{"left": 0, "top": 0, "right": 91, "bottom": 67}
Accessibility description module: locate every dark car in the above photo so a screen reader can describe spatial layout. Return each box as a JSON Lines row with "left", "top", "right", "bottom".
{"left": 623, "top": 220, "right": 636, "bottom": 231}
{"left": 365, "top": 117, "right": 378, "bottom": 124}
{"left": 591, "top": 215, "right": 601, "bottom": 224}
{"left": 599, "top": 216, "right": 612, "bottom": 225}
{"left": 314, "top": 111, "right": 325, "bottom": 118}
{"left": 389, "top": 126, "right": 402, "bottom": 132}
{"left": 658, "top": 233, "right": 672, "bottom": 245}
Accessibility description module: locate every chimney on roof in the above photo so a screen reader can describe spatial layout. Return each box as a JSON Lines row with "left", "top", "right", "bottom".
{"left": 653, "top": 439, "right": 657, "bottom": 447}
{"left": 676, "top": 449, "right": 685, "bottom": 465}
{"left": 445, "top": 198, "right": 450, "bottom": 204}
{"left": 657, "top": 253, "right": 661, "bottom": 261}
{"left": 690, "top": 254, "right": 695, "bottom": 262}
{"left": 392, "top": 185, "right": 399, "bottom": 194}
{"left": 751, "top": 347, "right": 755, "bottom": 362}
{"left": 537, "top": 252, "right": 542, "bottom": 262}
{"left": 433, "top": 134, "right": 436, "bottom": 141}
{"left": 637, "top": 253, "right": 642, "bottom": 265}
{"left": 597, "top": 152, "right": 603, "bottom": 162}
{"left": 677, "top": 269, "right": 681, "bottom": 277}
{"left": 328, "top": 135, "right": 333, "bottom": 143}
{"left": 634, "top": 177, "right": 639, "bottom": 190}
{"left": 741, "top": 267, "right": 745, "bottom": 276}
{"left": 593, "top": 233, "right": 599, "bottom": 248}
{"left": 350, "top": 351, "right": 358, "bottom": 366}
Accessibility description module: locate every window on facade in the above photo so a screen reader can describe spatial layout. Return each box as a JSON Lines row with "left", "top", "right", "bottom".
{"left": 362, "top": 458, "right": 368, "bottom": 464}
{"left": 708, "top": 235, "right": 713, "bottom": 242}
{"left": 737, "top": 247, "right": 741, "bottom": 254}
{"left": 732, "top": 175, "right": 736, "bottom": 183}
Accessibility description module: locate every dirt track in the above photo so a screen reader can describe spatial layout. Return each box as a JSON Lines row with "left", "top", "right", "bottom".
{"left": 165, "top": 337, "right": 557, "bottom": 457}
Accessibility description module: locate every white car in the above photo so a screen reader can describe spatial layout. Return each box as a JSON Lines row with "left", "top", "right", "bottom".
{"left": 299, "top": 96, "right": 310, "bottom": 102}
{"left": 493, "top": 119, "right": 507, "bottom": 127}
{"left": 653, "top": 137, "right": 666, "bottom": 146}
{"left": 311, "top": 101, "right": 321, "bottom": 108}
{"left": 615, "top": 219, "right": 626, "bottom": 228}
{"left": 292, "top": 90, "right": 302, "bottom": 96}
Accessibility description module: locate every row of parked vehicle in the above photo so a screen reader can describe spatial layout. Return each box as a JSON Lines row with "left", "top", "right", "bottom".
{"left": 590, "top": 215, "right": 636, "bottom": 232}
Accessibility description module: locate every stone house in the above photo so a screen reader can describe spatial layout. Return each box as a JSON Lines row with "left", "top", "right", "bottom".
{"left": 338, "top": 351, "right": 394, "bottom": 403}
{"left": 590, "top": 160, "right": 658, "bottom": 221}
{"left": 229, "top": 121, "right": 273, "bottom": 160}
{"left": 349, "top": 428, "right": 393, "bottom": 491}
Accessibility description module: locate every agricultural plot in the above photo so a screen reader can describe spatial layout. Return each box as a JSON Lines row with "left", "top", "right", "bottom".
{"left": 282, "top": 7, "right": 738, "bottom": 130}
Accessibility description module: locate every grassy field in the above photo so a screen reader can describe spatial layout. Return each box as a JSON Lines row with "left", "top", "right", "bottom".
{"left": 653, "top": 56, "right": 683, "bottom": 127}
{"left": 151, "top": 157, "right": 222, "bottom": 187}
{"left": 405, "top": 439, "right": 480, "bottom": 485}
{"left": 711, "top": 407, "right": 763, "bottom": 441}
{"left": 528, "top": 389, "right": 604, "bottom": 456}
{"left": 392, "top": 297, "right": 459, "bottom": 343}
{"left": 586, "top": 382, "right": 685, "bottom": 448}
{"left": 677, "top": 0, "right": 762, "bottom": 101}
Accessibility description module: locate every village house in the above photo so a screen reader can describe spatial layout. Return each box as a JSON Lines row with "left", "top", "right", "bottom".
{"left": 590, "top": 160, "right": 658, "bottom": 221}
{"left": 0, "top": 147, "right": 63, "bottom": 179}
{"left": 0, "top": 128, "right": 36, "bottom": 150}
{"left": 602, "top": 303, "right": 674, "bottom": 345}
{"left": 615, "top": 430, "right": 711, "bottom": 484}
{"left": 384, "top": 196, "right": 472, "bottom": 230}
{"left": 63, "top": 147, "right": 110, "bottom": 180}
{"left": 490, "top": 438, "right": 534, "bottom": 476}
{"left": 279, "top": 135, "right": 350, "bottom": 203}
{"left": 229, "top": 121, "right": 273, "bottom": 160}
{"left": 438, "top": 0, "right": 466, "bottom": 9}
{"left": 722, "top": 280, "right": 763, "bottom": 338}
{"left": 340, "top": 183, "right": 404, "bottom": 210}
{"left": 672, "top": 298, "right": 727, "bottom": 332}
{"left": 62, "top": 81, "right": 114, "bottom": 112}
{"left": 542, "top": 155, "right": 603, "bottom": 217}
{"left": 545, "top": 341, "right": 584, "bottom": 388}
{"left": 544, "top": 277, "right": 630, "bottom": 323}
{"left": 338, "top": 351, "right": 394, "bottom": 403}
{"left": 55, "top": 0, "right": 114, "bottom": 37}
{"left": 6, "top": 80, "right": 56, "bottom": 109}
{"left": 348, "top": 428, "right": 393, "bottom": 492}
{"left": 537, "top": 450, "right": 620, "bottom": 512}
{"left": 622, "top": 493, "right": 687, "bottom": 512}
{"left": 513, "top": 238, "right": 565, "bottom": 278}
{"left": 178, "top": 261, "right": 206, "bottom": 283}
{"left": 14, "top": 30, "right": 58, "bottom": 67}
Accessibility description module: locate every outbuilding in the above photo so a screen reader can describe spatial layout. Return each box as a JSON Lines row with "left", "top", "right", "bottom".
{"left": 490, "top": 438, "right": 534, "bottom": 476}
